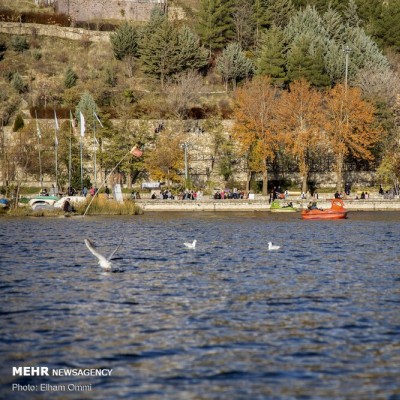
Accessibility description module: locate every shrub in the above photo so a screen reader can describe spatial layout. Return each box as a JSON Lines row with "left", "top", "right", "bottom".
{"left": 0, "top": 41, "right": 6, "bottom": 61}
{"left": 13, "top": 113, "right": 24, "bottom": 132}
{"left": 32, "top": 49, "right": 42, "bottom": 60}
{"left": 11, "top": 72, "right": 26, "bottom": 93}
{"left": 11, "top": 35, "right": 29, "bottom": 53}
{"left": 64, "top": 66, "right": 77, "bottom": 89}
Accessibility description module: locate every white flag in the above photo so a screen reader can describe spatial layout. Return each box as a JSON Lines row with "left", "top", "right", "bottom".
{"left": 80, "top": 111, "right": 85, "bottom": 137}
{"left": 93, "top": 112, "right": 104, "bottom": 128}
{"left": 54, "top": 110, "right": 59, "bottom": 131}
{"left": 70, "top": 110, "right": 77, "bottom": 135}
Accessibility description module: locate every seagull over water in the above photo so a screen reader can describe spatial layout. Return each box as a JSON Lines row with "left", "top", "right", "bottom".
{"left": 184, "top": 240, "right": 196, "bottom": 249}
{"left": 268, "top": 242, "right": 280, "bottom": 251}
{"left": 84, "top": 238, "right": 122, "bottom": 270}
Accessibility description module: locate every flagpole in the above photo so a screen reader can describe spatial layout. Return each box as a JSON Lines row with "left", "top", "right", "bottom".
{"left": 79, "top": 111, "right": 85, "bottom": 192}
{"left": 55, "top": 142, "right": 58, "bottom": 195}
{"left": 93, "top": 112, "right": 103, "bottom": 188}
{"left": 80, "top": 138, "right": 83, "bottom": 192}
{"left": 93, "top": 116, "right": 97, "bottom": 188}
{"left": 35, "top": 109, "right": 43, "bottom": 190}
{"left": 69, "top": 111, "right": 72, "bottom": 191}
{"left": 54, "top": 109, "right": 59, "bottom": 195}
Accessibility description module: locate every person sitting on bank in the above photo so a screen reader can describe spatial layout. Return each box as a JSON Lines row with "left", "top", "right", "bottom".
{"left": 63, "top": 198, "right": 75, "bottom": 213}
{"left": 308, "top": 201, "right": 318, "bottom": 210}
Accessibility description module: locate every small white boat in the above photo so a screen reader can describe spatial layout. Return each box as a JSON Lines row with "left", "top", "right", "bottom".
{"left": 28, "top": 195, "right": 59, "bottom": 210}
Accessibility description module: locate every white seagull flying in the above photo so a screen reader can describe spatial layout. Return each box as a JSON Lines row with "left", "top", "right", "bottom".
{"left": 84, "top": 238, "right": 122, "bottom": 269}
{"left": 268, "top": 242, "right": 280, "bottom": 251}
{"left": 184, "top": 240, "right": 197, "bottom": 249}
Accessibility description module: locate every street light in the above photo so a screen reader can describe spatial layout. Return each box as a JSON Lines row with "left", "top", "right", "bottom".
{"left": 181, "top": 142, "right": 190, "bottom": 185}
{"left": 343, "top": 46, "right": 352, "bottom": 92}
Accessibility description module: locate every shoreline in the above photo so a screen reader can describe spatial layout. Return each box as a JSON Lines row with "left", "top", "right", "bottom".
{"left": 135, "top": 198, "right": 400, "bottom": 212}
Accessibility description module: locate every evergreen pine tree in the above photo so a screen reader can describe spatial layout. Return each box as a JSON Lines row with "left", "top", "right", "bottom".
{"left": 344, "top": 0, "right": 361, "bottom": 28}
{"left": 176, "top": 26, "right": 208, "bottom": 72}
{"left": 197, "top": 0, "right": 236, "bottom": 56}
{"left": 256, "top": 26, "right": 287, "bottom": 87}
{"left": 286, "top": 35, "right": 330, "bottom": 87}
{"left": 76, "top": 91, "right": 98, "bottom": 128}
{"left": 11, "top": 36, "right": 29, "bottom": 53}
{"left": 139, "top": 11, "right": 181, "bottom": 88}
{"left": 265, "top": 0, "right": 295, "bottom": 29}
{"left": 110, "top": 21, "right": 139, "bottom": 61}
{"left": 345, "top": 26, "right": 389, "bottom": 74}
{"left": 216, "top": 42, "right": 254, "bottom": 91}
{"left": 374, "top": 0, "right": 400, "bottom": 51}
{"left": 323, "top": 7, "right": 345, "bottom": 40}
{"left": 64, "top": 66, "right": 77, "bottom": 89}
{"left": 12, "top": 72, "right": 25, "bottom": 93}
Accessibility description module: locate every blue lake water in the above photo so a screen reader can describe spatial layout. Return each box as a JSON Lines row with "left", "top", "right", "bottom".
{"left": 0, "top": 212, "right": 400, "bottom": 399}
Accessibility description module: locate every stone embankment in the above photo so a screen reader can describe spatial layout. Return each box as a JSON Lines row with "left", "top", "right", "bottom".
{"left": 0, "top": 21, "right": 109, "bottom": 42}
{"left": 136, "top": 196, "right": 400, "bottom": 212}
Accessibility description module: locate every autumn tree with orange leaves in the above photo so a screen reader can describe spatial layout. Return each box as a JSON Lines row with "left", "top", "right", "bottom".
{"left": 233, "top": 76, "right": 279, "bottom": 195}
{"left": 323, "top": 84, "right": 381, "bottom": 191}
{"left": 275, "top": 79, "right": 325, "bottom": 193}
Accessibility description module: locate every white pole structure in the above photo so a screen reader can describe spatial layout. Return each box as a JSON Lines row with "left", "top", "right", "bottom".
{"left": 93, "top": 112, "right": 103, "bottom": 188}
{"left": 83, "top": 147, "right": 134, "bottom": 217}
{"left": 181, "top": 142, "right": 189, "bottom": 187}
{"left": 35, "top": 110, "right": 43, "bottom": 190}
{"left": 68, "top": 111, "right": 73, "bottom": 192}
{"left": 93, "top": 118, "right": 97, "bottom": 188}
{"left": 79, "top": 111, "right": 85, "bottom": 192}
{"left": 54, "top": 109, "right": 59, "bottom": 195}
{"left": 343, "top": 46, "right": 352, "bottom": 93}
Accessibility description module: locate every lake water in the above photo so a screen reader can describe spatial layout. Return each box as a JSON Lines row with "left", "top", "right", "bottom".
{"left": 1, "top": 212, "right": 400, "bottom": 399}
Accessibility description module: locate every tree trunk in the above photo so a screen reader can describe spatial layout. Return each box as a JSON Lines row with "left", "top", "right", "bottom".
{"left": 246, "top": 170, "right": 251, "bottom": 192}
{"left": 336, "top": 153, "right": 344, "bottom": 192}
{"left": 301, "top": 175, "right": 308, "bottom": 194}
{"left": 262, "top": 160, "right": 268, "bottom": 196}
{"left": 126, "top": 171, "right": 132, "bottom": 189}
{"left": 300, "top": 163, "right": 309, "bottom": 194}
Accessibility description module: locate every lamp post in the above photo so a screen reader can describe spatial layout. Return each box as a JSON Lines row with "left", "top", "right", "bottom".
{"left": 343, "top": 46, "right": 352, "bottom": 92}
{"left": 181, "top": 142, "right": 190, "bottom": 186}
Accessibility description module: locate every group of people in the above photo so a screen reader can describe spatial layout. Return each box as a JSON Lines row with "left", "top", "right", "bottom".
{"left": 355, "top": 191, "right": 369, "bottom": 200}
{"left": 269, "top": 187, "right": 290, "bottom": 203}
{"left": 151, "top": 190, "right": 176, "bottom": 200}
{"left": 149, "top": 189, "right": 249, "bottom": 200}
{"left": 214, "top": 189, "right": 246, "bottom": 199}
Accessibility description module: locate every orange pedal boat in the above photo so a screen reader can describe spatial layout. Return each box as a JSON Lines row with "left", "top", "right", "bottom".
{"left": 301, "top": 198, "right": 348, "bottom": 220}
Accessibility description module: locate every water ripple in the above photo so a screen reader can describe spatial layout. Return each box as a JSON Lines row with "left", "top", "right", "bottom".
{"left": 1, "top": 212, "right": 400, "bottom": 399}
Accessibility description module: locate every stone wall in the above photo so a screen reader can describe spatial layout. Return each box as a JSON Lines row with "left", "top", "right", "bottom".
{"left": 0, "top": 21, "right": 109, "bottom": 42}
{"left": 54, "top": 0, "right": 165, "bottom": 22}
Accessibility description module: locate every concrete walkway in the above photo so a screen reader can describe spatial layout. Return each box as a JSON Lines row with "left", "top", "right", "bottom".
{"left": 135, "top": 197, "right": 400, "bottom": 212}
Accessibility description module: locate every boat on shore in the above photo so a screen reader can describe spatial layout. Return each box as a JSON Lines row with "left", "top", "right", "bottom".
{"left": 270, "top": 200, "right": 297, "bottom": 212}
{"left": 301, "top": 198, "right": 348, "bottom": 220}
{"left": 28, "top": 195, "right": 59, "bottom": 210}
